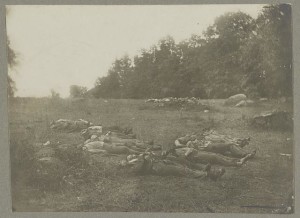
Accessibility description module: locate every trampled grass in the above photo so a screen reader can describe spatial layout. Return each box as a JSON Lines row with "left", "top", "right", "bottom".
{"left": 9, "top": 97, "right": 294, "bottom": 213}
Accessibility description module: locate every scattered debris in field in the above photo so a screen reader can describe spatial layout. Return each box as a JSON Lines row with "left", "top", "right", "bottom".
{"left": 259, "top": 98, "right": 268, "bottom": 102}
{"left": 145, "top": 97, "right": 210, "bottom": 110}
{"left": 43, "top": 141, "right": 51, "bottom": 146}
{"left": 279, "top": 153, "right": 292, "bottom": 158}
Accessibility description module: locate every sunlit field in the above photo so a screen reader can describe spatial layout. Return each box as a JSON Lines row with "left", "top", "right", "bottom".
{"left": 9, "top": 98, "right": 293, "bottom": 213}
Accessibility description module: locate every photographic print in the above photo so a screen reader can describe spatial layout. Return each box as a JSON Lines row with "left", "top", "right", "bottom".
{"left": 6, "top": 4, "right": 294, "bottom": 213}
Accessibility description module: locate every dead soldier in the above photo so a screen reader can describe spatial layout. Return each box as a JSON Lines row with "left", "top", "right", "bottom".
{"left": 184, "top": 147, "right": 255, "bottom": 166}
{"left": 166, "top": 136, "right": 255, "bottom": 167}
{"left": 165, "top": 146, "right": 253, "bottom": 167}
{"left": 120, "top": 152, "right": 225, "bottom": 180}
{"left": 82, "top": 132, "right": 158, "bottom": 154}
{"left": 175, "top": 130, "right": 256, "bottom": 159}
{"left": 50, "top": 119, "right": 92, "bottom": 132}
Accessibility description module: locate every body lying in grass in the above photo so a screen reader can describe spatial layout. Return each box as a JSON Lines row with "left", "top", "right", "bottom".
{"left": 50, "top": 119, "right": 92, "bottom": 132}
{"left": 82, "top": 132, "right": 159, "bottom": 154}
{"left": 167, "top": 131, "right": 256, "bottom": 166}
{"left": 82, "top": 141, "right": 144, "bottom": 154}
{"left": 81, "top": 126, "right": 135, "bottom": 141}
{"left": 173, "top": 147, "right": 255, "bottom": 166}
{"left": 174, "top": 130, "right": 255, "bottom": 159}
{"left": 120, "top": 152, "right": 225, "bottom": 180}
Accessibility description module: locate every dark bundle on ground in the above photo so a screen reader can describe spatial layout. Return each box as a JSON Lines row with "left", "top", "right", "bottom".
{"left": 252, "top": 110, "right": 293, "bottom": 130}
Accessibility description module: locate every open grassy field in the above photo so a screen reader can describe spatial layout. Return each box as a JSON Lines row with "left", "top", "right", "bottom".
{"left": 9, "top": 97, "right": 294, "bottom": 213}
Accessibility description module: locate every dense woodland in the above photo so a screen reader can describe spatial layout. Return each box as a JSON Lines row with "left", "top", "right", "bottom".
{"left": 90, "top": 4, "right": 292, "bottom": 99}
{"left": 7, "top": 4, "right": 292, "bottom": 99}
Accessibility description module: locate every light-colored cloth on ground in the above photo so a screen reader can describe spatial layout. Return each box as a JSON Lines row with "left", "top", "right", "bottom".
{"left": 82, "top": 141, "right": 106, "bottom": 153}
{"left": 235, "top": 99, "right": 255, "bottom": 107}
{"left": 224, "top": 94, "right": 247, "bottom": 106}
{"left": 81, "top": 126, "right": 103, "bottom": 140}
{"left": 235, "top": 100, "right": 247, "bottom": 107}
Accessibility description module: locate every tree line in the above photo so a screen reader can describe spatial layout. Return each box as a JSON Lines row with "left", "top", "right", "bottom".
{"left": 7, "top": 4, "right": 292, "bottom": 99}
{"left": 90, "top": 4, "right": 292, "bottom": 99}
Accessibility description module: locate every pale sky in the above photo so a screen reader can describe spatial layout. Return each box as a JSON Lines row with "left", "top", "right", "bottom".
{"left": 6, "top": 5, "right": 265, "bottom": 98}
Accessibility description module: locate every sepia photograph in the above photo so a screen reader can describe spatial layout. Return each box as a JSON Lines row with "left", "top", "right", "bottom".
{"left": 5, "top": 4, "right": 294, "bottom": 213}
